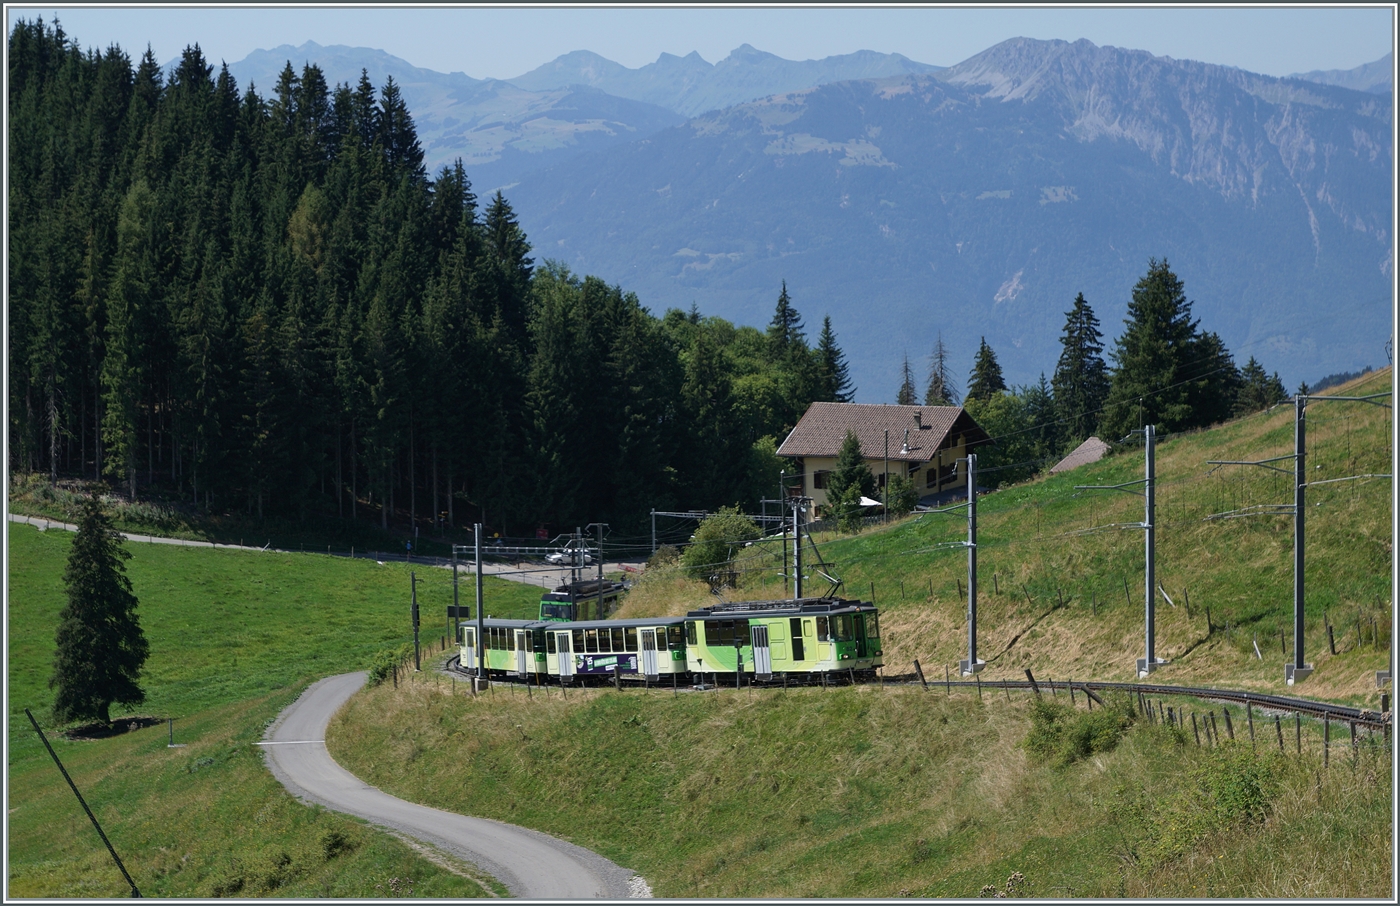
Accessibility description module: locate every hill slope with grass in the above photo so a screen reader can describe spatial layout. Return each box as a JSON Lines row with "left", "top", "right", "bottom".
{"left": 5, "top": 527, "right": 539, "bottom": 897}
{"left": 626, "top": 367, "right": 1392, "bottom": 705}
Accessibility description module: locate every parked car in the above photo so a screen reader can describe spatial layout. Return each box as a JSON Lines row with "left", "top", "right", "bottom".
{"left": 546, "top": 550, "right": 594, "bottom": 566}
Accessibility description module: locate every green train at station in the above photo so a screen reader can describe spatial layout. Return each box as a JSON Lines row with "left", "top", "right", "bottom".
{"left": 453, "top": 596, "right": 882, "bottom": 685}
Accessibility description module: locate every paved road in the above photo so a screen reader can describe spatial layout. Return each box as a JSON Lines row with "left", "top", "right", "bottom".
{"left": 260, "top": 672, "right": 641, "bottom": 899}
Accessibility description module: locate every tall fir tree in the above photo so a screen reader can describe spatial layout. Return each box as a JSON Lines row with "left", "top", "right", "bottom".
{"left": 1101, "top": 258, "right": 1200, "bottom": 439}
{"left": 966, "top": 336, "right": 1007, "bottom": 402}
{"left": 814, "top": 314, "right": 854, "bottom": 402}
{"left": 51, "top": 492, "right": 149, "bottom": 725}
{"left": 1051, "top": 293, "right": 1110, "bottom": 442}
{"left": 896, "top": 353, "right": 918, "bottom": 405}
{"left": 924, "top": 333, "right": 959, "bottom": 405}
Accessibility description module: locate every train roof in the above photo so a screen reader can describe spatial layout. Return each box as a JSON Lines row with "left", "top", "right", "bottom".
{"left": 543, "top": 616, "right": 688, "bottom": 630}
{"left": 686, "top": 597, "right": 875, "bottom": 618}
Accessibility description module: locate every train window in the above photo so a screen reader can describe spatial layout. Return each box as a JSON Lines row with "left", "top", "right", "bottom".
{"left": 704, "top": 620, "right": 721, "bottom": 646}
{"left": 465, "top": 629, "right": 475, "bottom": 648}
{"left": 867, "top": 614, "right": 880, "bottom": 640}
{"left": 582, "top": 628, "right": 597, "bottom": 653}
{"left": 594, "top": 628, "right": 609, "bottom": 653}
{"left": 533, "top": 629, "right": 546, "bottom": 652}
{"left": 625, "top": 627, "right": 638, "bottom": 652}
{"left": 735, "top": 619, "right": 750, "bottom": 646}
{"left": 547, "top": 633, "right": 557, "bottom": 654}
{"left": 572, "top": 629, "right": 585, "bottom": 652}
{"left": 509, "top": 631, "right": 517, "bottom": 652}
{"left": 686, "top": 622, "right": 697, "bottom": 646}
{"left": 655, "top": 627, "right": 668, "bottom": 651}
{"left": 671, "top": 625, "right": 686, "bottom": 650}
{"left": 816, "top": 616, "right": 829, "bottom": 641}
{"left": 611, "top": 628, "right": 626, "bottom": 651}
{"left": 833, "top": 614, "right": 854, "bottom": 641}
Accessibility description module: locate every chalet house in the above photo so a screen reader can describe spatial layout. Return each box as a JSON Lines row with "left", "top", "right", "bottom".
{"left": 776, "top": 402, "right": 992, "bottom": 509}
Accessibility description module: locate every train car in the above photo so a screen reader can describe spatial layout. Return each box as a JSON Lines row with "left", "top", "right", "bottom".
{"left": 538, "top": 579, "right": 626, "bottom": 622}
{"left": 684, "top": 598, "right": 883, "bottom": 681}
{"left": 457, "top": 618, "right": 551, "bottom": 681}
{"left": 540, "top": 616, "right": 688, "bottom": 684}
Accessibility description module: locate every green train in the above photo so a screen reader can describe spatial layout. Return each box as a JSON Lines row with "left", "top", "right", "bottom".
{"left": 454, "top": 597, "right": 882, "bottom": 684}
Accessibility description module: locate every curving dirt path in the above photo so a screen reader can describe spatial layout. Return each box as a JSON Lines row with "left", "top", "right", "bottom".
{"left": 260, "top": 672, "right": 641, "bottom": 899}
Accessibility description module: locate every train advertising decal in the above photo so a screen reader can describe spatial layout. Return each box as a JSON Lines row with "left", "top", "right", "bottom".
{"left": 574, "top": 654, "right": 638, "bottom": 673}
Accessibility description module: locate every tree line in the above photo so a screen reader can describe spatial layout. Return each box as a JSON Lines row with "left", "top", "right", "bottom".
{"left": 7, "top": 19, "right": 856, "bottom": 536}
{"left": 900, "top": 260, "right": 1287, "bottom": 487}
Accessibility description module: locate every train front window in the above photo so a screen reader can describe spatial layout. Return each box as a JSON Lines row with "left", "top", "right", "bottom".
{"left": 833, "top": 614, "right": 854, "bottom": 641}
{"left": 541, "top": 603, "right": 572, "bottom": 620}
{"left": 867, "top": 613, "right": 880, "bottom": 640}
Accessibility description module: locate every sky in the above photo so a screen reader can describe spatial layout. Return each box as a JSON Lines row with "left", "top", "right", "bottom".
{"left": 6, "top": 5, "right": 1394, "bottom": 81}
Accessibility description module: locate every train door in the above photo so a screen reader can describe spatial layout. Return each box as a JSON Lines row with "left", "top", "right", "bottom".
{"left": 557, "top": 632, "right": 574, "bottom": 682}
{"left": 751, "top": 625, "right": 772, "bottom": 679}
{"left": 854, "top": 614, "right": 868, "bottom": 659}
{"left": 463, "top": 627, "right": 477, "bottom": 672}
{"left": 640, "top": 629, "right": 659, "bottom": 680}
{"left": 515, "top": 630, "right": 529, "bottom": 676}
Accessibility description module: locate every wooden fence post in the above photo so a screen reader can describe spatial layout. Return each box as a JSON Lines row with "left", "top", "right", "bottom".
{"left": 1192, "top": 713, "right": 1201, "bottom": 746}
{"left": 1247, "top": 702, "right": 1255, "bottom": 749}
{"left": 1324, "top": 713, "right": 1330, "bottom": 767}
{"left": 1209, "top": 712, "right": 1219, "bottom": 747}
{"left": 913, "top": 659, "right": 928, "bottom": 690}
{"left": 1275, "top": 715, "right": 1284, "bottom": 752}
{"left": 945, "top": 665, "right": 950, "bottom": 696}
{"left": 1295, "top": 713, "right": 1302, "bottom": 754}
{"left": 1024, "top": 669, "right": 1041, "bottom": 697}
{"left": 1328, "top": 623, "right": 1337, "bottom": 655}
{"left": 1223, "top": 708, "right": 1234, "bottom": 740}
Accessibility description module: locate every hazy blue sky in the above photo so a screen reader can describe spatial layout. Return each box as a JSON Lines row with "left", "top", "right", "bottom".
{"left": 7, "top": 5, "right": 1393, "bottom": 81}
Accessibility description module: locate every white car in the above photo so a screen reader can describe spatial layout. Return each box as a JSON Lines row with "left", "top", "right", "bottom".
{"left": 546, "top": 550, "right": 594, "bottom": 566}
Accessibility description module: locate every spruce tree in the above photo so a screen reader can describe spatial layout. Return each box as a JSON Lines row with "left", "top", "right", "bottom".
{"left": 966, "top": 336, "right": 1007, "bottom": 402}
{"left": 766, "top": 280, "right": 805, "bottom": 356}
{"left": 51, "top": 491, "right": 149, "bottom": 725}
{"left": 896, "top": 353, "right": 918, "bottom": 405}
{"left": 1101, "top": 258, "right": 1200, "bottom": 439}
{"left": 815, "top": 314, "right": 854, "bottom": 402}
{"left": 1051, "top": 293, "right": 1109, "bottom": 442}
{"left": 825, "top": 429, "right": 876, "bottom": 531}
{"left": 1235, "top": 357, "right": 1287, "bottom": 415}
{"left": 924, "top": 333, "right": 959, "bottom": 405}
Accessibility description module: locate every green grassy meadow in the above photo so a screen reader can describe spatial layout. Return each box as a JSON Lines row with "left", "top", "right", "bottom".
{"left": 7, "top": 369, "right": 1393, "bottom": 897}
{"left": 6, "top": 525, "right": 536, "bottom": 897}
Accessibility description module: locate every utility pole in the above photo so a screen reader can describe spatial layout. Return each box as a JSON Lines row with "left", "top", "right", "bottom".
{"left": 452, "top": 545, "right": 460, "bottom": 645}
{"left": 410, "top": 571, "right": 421, "bottom": 671}
{"left": 650, "top": 508, "right": 656, "bottom": 555}
{"left": 960, "top": 453, "right": 984, "bottom": 675}
{"left": 792, "top": 495, "right": 804, "bottom": 600}
{"left": 587, "top": 523, "right": 609, "bottom": 617}
{"left": 1208, "top": 391, "right": 1390, "bottom": 684}
{"left": 1289, "top": 396, "right": 1310, "bottom": 685}
{"left": 1078, "top": 424, "right": 1164, "bottom": 677}
{"left": 474, "top": 523, "right": 485, "bottom": 682}
{"left": 884, "top": 429, "right": 889, "bottom": 525}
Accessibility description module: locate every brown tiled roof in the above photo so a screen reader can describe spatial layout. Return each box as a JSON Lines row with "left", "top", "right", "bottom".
{"left": 1049, "top": 436, "right": 1111, "bottom": 473}
{"left": 777, "top": 402, "right": 989, "bottom": 463}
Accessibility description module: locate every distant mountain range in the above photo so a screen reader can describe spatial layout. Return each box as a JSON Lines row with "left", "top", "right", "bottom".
{"left": 1289, "top": 51, "right": 1392, "bottom": 94}
{"left": 219, "top": 39, "right": 1392, "bottom": 397}
{"left": 506, "top": 43, "right": 942, "bottom": 117}
{"left": 504, "top": 38, "right": 1392, "bottom": 395}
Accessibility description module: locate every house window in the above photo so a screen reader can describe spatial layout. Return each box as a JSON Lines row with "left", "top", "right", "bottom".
{"left": 813, "top": 470, "right": 830, "bottom": 490}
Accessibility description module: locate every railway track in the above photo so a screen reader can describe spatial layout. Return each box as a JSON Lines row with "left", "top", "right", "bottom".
{"left": 445, "top": 656, "right": 1390, "bottom": 729}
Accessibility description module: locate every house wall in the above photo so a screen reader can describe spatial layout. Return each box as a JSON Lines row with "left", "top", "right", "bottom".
{"left": 799, "top": 456, "right": 912, "bottom": 509}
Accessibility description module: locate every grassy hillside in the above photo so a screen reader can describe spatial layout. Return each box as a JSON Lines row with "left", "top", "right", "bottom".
{"left": 631, "top": 368, "right": 1392, "bottom": 707}
{"left": 5, "top": 525, "right": 538, "bottom": 897}
{"left": 330, "top": 661, "right": 1391, "bottom": 898}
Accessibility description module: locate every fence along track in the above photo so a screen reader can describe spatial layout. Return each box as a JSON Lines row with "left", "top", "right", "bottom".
{"left": 879, "top": 674, "right": 1390, "bottom": 728}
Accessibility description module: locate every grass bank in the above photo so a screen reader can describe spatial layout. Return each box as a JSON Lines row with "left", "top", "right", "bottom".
{"left": 330, "top": 665, "right": 1392, "bottom": 897}
{"left": 5, "top": 523, "right": 536, "bottom": 896}
{"left": 648, "top": 369, "right": 1393, "bottom": 707}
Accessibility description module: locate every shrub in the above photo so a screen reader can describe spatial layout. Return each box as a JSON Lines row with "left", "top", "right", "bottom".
{"left": 679, "top": 507, "right": 760, "bottom": 584}
{"left": 1139, "top": 744, "right": 1283, "bottom": 866}
{"left": 366, "top": 643, "right": 414, "bottom": 686}
{"left": 1023, "top": 694, "right": 1135, "bottom": 767}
